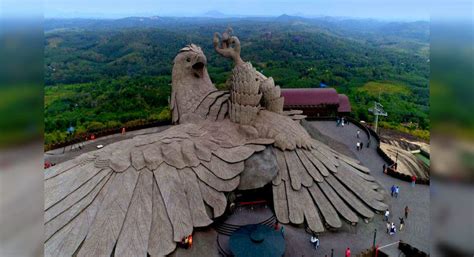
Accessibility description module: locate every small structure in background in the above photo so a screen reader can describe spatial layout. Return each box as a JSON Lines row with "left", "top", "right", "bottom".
{"left": 281, "top": 88, "right": 351, "bottom": 118}
{"left": 368, "top": 101, "right": 387, "bottom": 133}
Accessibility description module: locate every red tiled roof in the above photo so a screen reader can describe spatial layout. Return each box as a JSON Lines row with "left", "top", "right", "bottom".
{"left": 337, "top": 94, "right": 351, "bottom": 113}
{"left": 281, "top": 88, "right": 339, "bottom": 106}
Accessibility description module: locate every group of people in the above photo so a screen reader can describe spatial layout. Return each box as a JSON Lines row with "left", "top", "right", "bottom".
{"left": 385, "top": 218, "right": 406, "bottom": 235}
{"left": 384, "top": 206, "right": 409, "bottom": 236}
{"left": 355, "top": 130, "right": 366, "bottom": 151}
{"left": 386, "top": 221, "right": 398, "bottom": 235}
{"left": 311, "top": 119, "right": 421, "bottom": 254}
{"left": 309, "top": 234, "right": 350, "bottom": 257}
{"left": 308, "top": 233, "right": 352, "bottom": 257}
{"left": 336, "top": 117, "right": 346, "bottom": 127}
{"left": 390, "top": 184, "right": 400, "bottom": 198}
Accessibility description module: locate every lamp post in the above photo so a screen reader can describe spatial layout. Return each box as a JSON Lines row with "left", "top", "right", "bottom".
{"left": 372, "top": 229, "right": 377, "bottom": 257}
{"left": 368, "top": 102, "right": 388, "bottom": 134}
{"left": 373, "top": 228, "right": 377, "bottom": 247}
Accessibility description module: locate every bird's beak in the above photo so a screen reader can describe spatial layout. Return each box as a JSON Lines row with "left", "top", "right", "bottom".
{"left": 192, "top": 56, "right": 206, "bottom": 78}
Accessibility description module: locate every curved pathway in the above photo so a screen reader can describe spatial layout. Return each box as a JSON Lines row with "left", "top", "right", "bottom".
{"left": 308, "top": 121, "right": 430, "bottom": 256}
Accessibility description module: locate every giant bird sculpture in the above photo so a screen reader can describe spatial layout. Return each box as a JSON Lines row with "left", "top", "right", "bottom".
{"left": 44, "top": 30, "right": 387, "bottom": 257}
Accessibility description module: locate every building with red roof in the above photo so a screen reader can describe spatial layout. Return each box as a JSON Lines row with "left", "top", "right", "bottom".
{"left": 337, "top": 94, "right": 352, "bottom": 113}
{"left": 281, "top": 88, "right": 351, "bottom": 117}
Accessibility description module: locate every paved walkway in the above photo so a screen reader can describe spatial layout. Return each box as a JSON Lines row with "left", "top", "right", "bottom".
{"left": 44, "top": 126, "right": 171, "bottom": 164}
{"left": 308, "top": 121, "right": 430, "bottom": 256}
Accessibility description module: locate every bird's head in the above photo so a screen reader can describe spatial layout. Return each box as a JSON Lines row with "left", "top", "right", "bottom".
{"left": 171, "top": 44, "right": 216, "bottom": 124}
{"left": 172, "top": 44, "right": 208, "bottom": 81}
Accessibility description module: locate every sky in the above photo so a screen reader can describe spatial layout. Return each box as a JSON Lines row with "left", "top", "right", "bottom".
{"left": 1, "top": 0, "right": 472, "bottom": 21}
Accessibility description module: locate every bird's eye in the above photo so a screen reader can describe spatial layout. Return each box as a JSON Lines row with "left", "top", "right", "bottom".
{"left": 186, "top": 58, "right": 191, "bottom": 62}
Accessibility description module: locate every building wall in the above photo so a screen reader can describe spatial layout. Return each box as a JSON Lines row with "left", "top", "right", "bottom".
{"left": 284, "top": 104, "right": 339, "bottom": 118}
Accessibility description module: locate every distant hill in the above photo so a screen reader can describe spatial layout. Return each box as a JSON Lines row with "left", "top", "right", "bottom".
{"left": 275, "top": 14, "right": 303, "bottom": 22}
{"left": 203, "top": 10, "right": 228, "bottom": 18}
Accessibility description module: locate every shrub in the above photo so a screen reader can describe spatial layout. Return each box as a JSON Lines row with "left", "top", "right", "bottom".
{"left": 86, "top": 121, "right": 106, "bottom": 132}
{"left": 157, "top": 107, "right": 171, "bottom": 121}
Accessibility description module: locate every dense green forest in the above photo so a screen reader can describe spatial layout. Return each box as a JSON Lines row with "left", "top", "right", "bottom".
{"left": 44, "top": 16, "right": 430, "bottom": 144}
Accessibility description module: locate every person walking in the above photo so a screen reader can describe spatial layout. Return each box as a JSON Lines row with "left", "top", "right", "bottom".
{"left": 356, "top": 142, "right": 360, "bottom": 151}
{"left": 383, "top": 164, "right": 386, "bottom": 173}
{"left": 395, "top": 186, "right": 400, "bottom": 198}
{"left": 357, "top": 130, "right": 360, "bottom": 138}
{"left": 391, "top": 185, "right": 396, "bottom": 197}
{"left": 310, "top": 234, "right": 319, "bottom": 249}
{"left": 389, "top": 223, "right": 396, "bottom": 235}
{"left": 345, "top": 247, "right": 351, "bottom": 257}
{"left": 386, "top": 221, "right": 391, "bottom": 233}
{"left": 384, "top": 209, "right": 390, "bottom": 221}
{"left": 411, "top": 175, "right": 417, "bottom": 187}
{"left": 404, "top": 206, "right": 409, "bottom": 219}
{"left": 399, "top": 217, "right": 405, "bottom": 231}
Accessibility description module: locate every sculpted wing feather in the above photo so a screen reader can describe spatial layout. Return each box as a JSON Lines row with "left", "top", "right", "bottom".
{"left": 44, "top": 122, "right": 260, "bottom": 257}
{"left": 115, "top": 169, "right": 153, "bottom": 257}
{"left": 249, "top": 107, "right": 386, "bottom": 231}
{"left": 272, "top": 140, "right": 387, "bottom": 233}
{"left": 253, "top": 110, "right": 315, "bottom": 150}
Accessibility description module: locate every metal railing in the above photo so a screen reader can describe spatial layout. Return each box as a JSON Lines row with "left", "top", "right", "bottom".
{"left": 44, "top": 120, "right": 171, "bottom": 151}
{"left": 216, "top": 234, "right": 234, "bottom": 257}
{"left": 214, "top": 214, "right": 276, "bottom": 236}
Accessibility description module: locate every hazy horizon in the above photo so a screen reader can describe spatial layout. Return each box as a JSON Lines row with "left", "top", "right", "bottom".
{"left": 43, "top": 12, "right": 430, "bottom": 22}
{"left": 0, "top": 0, "right": 468, "bottom": 21}
{"left": 41, "top": 0, "right": 445, "bottom": 21}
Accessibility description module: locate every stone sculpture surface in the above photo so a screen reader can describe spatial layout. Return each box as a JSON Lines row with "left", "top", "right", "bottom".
{"left": 44, "top": 29, "right": 387, "bottom": 257}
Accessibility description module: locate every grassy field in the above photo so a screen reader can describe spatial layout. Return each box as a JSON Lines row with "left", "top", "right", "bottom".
{"left": 45, "top": 85, "right": 79, "bottom": 108}
{"left": 357, "top": 81, "right": 411, "bottom": 97}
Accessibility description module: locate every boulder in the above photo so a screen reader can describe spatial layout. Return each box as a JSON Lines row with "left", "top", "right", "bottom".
{"left": 238, "top": 146, "right": 278, "bottom": 190}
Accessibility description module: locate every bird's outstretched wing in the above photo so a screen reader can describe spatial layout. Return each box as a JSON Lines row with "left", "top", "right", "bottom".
{"left": 172, "top": 89, "right": 230, "bottom": 124}
{"left": 44, "top": 121, "right": 268, "bottom": 257}
{"left": 272, "top": 139, "right": 388, "bottom": 233}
